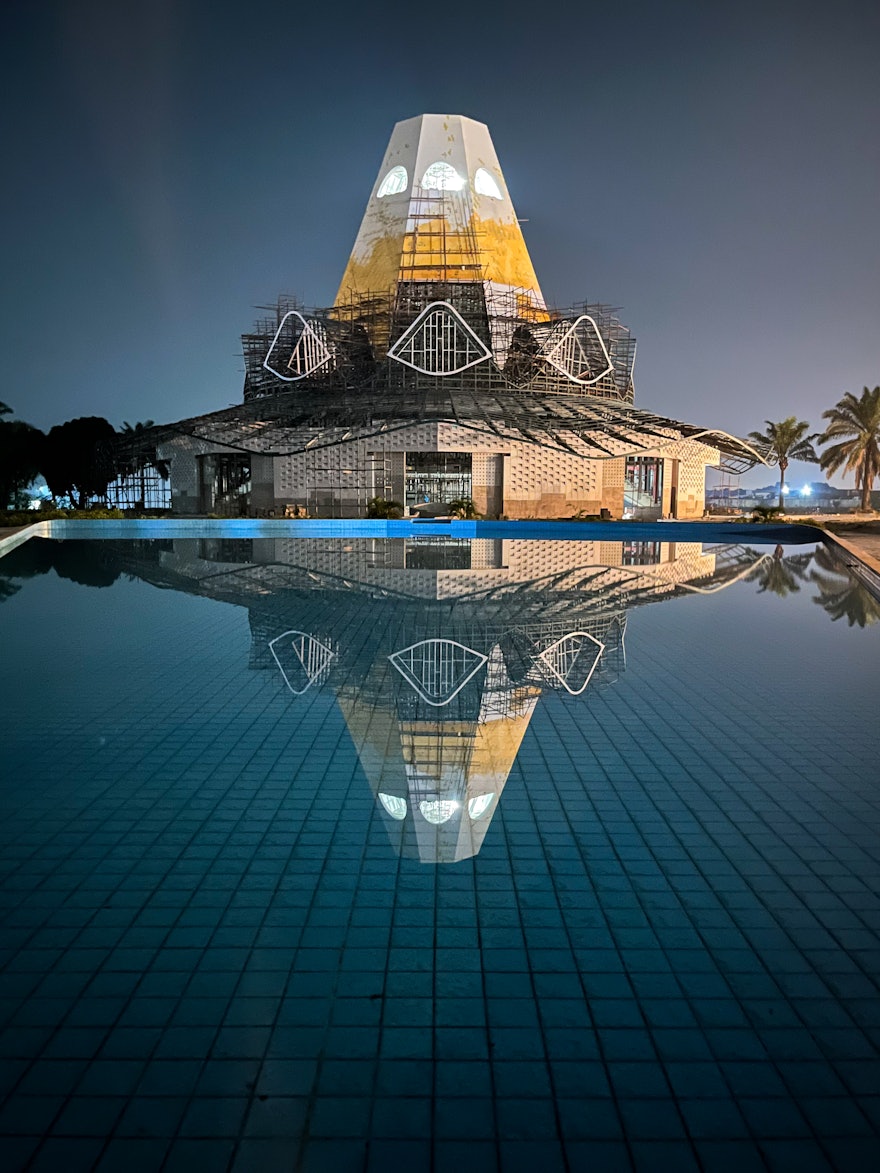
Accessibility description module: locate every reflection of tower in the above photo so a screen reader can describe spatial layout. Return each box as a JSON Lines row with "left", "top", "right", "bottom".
{"left": 327, "top": 600, "right": 631, "bottom": 865}
{"left": 107, "top": 536, "right": 766, "bottom": 865}
{"left": 340, "top": 641, "right": 543, "bottom": 864}
{"left": 243, "top": 540, "right": 754, "bottom": 863}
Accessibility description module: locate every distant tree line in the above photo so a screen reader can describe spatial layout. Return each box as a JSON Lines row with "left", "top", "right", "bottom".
{"left": 0, "top": 405, "right": 160, "bottom": 510}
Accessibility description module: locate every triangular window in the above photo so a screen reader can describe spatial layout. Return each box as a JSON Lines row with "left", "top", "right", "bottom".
{"left": 537, "top": 631, "right": 604, "bottom": 695}
{"left": 269, "top": 630, "right": 336, "bottom": 695}
{"left": 264, "top": 310, "right": 333, "bottom": 382}
{"left": 388, "top": 302, "right": 492, "bottom": 376}
{"left": 388, "top": 638, "right": 488, "bottom": 706}
{"left": 542, "top": 314, "right": 614, "bottom": 386}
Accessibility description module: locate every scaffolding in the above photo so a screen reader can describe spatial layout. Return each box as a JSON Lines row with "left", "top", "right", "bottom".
{"left": 241, "top": 282, "right": 636, "bottom": 406}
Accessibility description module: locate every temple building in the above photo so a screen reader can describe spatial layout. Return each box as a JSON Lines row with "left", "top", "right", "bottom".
{"left": 144, "top": 114, "right": 765, "bottom": 519}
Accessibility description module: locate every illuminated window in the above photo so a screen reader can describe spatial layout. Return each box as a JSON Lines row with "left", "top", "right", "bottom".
{"left": 388, "top": 302, "right": 492, "bottom": 378}
{"left": 474, "top": 168, "right": 502, "bottom": 199}
{"left": 419, "top": 799, "right": 459, "bottom": 825}
{"left": 421, "top": 161, "right": 464, "bottom": 191}
{"left": 542, "top": 315, "right": 614, "bottom": 386}
{"left": 263, "top": 311, "right": 333, "bottom": 382}
{"left": 378, "top": 793, "right": 407, "bottom": 820}
{"left": 377, "top": 166, "right": 408, "bottom": 197}
{"left": 468, "top": 794, "right": 494, "bottom": 820}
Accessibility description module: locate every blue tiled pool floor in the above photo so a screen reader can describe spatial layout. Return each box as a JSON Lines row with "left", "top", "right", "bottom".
{"left": 0, "top": 536, "right": 878, "bottom": 1171}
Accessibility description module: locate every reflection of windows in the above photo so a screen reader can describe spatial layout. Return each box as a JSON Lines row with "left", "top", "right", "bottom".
{"left": 622, "top": 541, "right": 662, "bottom": 566}
{"left": 378, "top": 793, "right": 407, "bottom": 819}
{"left": 388, "top": 638, "right": 487, "bottom": 706}
{"left": 468, "top": 794, "right": 494, "bottom": 819}
{"left": 421, "top": 161, "right": 464, "bottom": 190}
{"left": 198, "top": 539, "right": 254, "bottom": 564}
{"left": 419, "top": 799, "right": 459, "bottom": 824}
{"left": 377, "top": 165, "right": 408, "bottom": 197}
{"left": 405, "top": 539, "right": 472, "bottom": 569}
{"left": 268, "top": 631, "right": 336, "bottom": 696}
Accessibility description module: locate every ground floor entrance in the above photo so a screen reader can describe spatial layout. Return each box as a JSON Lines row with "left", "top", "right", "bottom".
{"left": 624, "top": 456, "right": 664, "bottom": 520}
{"left": 405, "top": 452, "right": 472, "bottom": 513}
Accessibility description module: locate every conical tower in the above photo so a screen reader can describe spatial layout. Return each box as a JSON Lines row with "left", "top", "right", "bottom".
{"left": 334, "top": 114, "right": 546, "bottom": 317}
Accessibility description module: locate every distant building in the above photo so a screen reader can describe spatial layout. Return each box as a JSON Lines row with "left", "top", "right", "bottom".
{"left": 145, "top": 115, "right": 766, "bottom": 518}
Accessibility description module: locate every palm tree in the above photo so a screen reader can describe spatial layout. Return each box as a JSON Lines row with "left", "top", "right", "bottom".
{"left": 747, "top": 417, "right": 818, "bottom": 511}
{"left": 817, "top": 387, "right": 880, "bottom": 513}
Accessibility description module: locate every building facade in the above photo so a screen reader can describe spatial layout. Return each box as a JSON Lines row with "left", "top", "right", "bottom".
{"left": 145, "top": 115, "right": 766, "bottom": 518}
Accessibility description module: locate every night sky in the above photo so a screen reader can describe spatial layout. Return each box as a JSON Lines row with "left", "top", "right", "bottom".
{"left": 3, "top": 0, "right": 878, "bottom": 487}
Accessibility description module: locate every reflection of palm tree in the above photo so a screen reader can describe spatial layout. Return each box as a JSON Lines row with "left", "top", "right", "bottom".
{"left": 810, "top": 546, "right": 880, "bottom": 627}
{"left": 748, "top": 549, "right": 813, "bottom": 597}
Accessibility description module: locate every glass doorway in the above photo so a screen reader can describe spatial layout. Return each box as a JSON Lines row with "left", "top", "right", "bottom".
{"left": 624, "top": 456, "right": 663, "bottom": 520}
{"left": 405, "top": 452, "right": 472, "bottom": 512}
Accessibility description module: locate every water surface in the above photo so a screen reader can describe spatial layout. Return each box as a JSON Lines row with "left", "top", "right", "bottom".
{"left": 0, "top": 536, "right": 878, "bottom": 1171}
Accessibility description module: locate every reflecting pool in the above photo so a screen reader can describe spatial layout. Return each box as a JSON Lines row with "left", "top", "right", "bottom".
{"left": 0, "top": 536, "right": 878, "bottom": 1171}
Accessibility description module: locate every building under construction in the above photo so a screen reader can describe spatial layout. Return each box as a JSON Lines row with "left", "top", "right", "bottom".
{"left": 146, "top": 115, "right": 767, "bottom": 519}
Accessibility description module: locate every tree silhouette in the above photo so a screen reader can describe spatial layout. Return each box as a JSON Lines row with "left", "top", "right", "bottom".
{"left": 0, "top": 403, "right": 44, "bottom": 509}
{"left": 817, "top": 387, "right": 880, "bottom": 512}
{"left": 42, "top": 417, "right": 117, "bottom": 508}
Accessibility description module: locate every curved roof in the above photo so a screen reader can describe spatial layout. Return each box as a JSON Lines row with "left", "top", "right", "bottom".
{"left": 142, "top": 385, "right": 771, "bottom": 473}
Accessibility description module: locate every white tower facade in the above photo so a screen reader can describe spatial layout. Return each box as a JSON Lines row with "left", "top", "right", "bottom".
{"left": 335, "top": 114, "right": 546, "bottom": 323}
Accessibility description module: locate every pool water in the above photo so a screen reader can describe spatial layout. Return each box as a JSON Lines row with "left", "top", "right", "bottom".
{"left": 0, "top": 535, "right": 878, "bottom": 1172}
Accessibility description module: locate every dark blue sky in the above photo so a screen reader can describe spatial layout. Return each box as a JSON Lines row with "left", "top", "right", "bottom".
{"left": 3, "top": 0, "right": 878, "bottom": 487}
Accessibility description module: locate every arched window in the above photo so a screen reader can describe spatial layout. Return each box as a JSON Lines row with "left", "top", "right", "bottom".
{"left": 377, "top": 166, "right": 408, "bottom": 197}
{"left": 420, "top": 161, "right": 465, "bottom": 191}
{"left": 474, "top": 168, "right": 502, "bottom": 199}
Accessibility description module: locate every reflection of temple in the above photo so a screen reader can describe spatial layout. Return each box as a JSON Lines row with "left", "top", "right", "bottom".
{"left": 101, "top": 536, "right": 767, "bottom": 863}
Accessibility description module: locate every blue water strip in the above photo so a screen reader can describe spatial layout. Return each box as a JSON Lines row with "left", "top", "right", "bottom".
{"left": 4, "top": 517, "right": 823, "bottom": 545}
